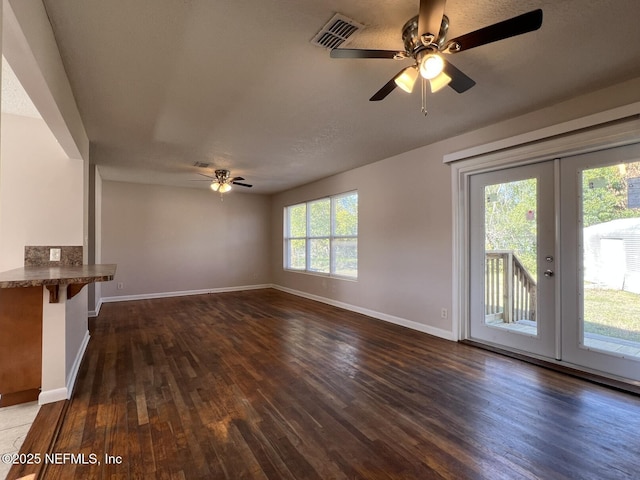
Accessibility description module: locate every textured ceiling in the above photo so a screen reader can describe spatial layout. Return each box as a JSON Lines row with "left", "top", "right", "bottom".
{"left": 38, "top": 0, "right": 640, "bottom": 194}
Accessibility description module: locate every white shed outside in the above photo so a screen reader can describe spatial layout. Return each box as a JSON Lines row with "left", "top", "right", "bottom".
{"left": 584, "top": 218, "right": 640, "bottom": 293}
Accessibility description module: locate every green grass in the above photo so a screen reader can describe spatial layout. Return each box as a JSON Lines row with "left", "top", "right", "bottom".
{"left": 583, "top": 288, "right": 640, "bottom": 342}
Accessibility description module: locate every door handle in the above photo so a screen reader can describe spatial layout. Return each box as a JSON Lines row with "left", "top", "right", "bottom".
{"left": 544, "top": 269, "right": 554, "bottom": 277}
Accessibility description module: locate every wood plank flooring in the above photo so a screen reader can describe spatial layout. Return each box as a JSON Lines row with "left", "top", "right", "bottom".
{"left": 7, "top": 400, "right": 66, "bottom": 480}
{"left": 41, "top": 289, "right": 639, "bottom": 479}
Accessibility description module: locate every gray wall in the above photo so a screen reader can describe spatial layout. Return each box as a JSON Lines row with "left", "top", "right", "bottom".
{"left": 101, "top": 181, "right": 271, "bottom": 298}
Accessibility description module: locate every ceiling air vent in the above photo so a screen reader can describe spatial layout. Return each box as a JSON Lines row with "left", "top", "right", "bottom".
{"left": 193, "top": 162, "right": 211, "bottom": 168}
{"left": 311, "top": 13, "right": 364, "bottom": 49}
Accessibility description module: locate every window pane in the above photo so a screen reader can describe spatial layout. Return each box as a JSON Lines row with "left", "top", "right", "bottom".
{"left": 309, "top": 199, "right": 330, "bottom": 237}
{"left": 288, "top": 204, "right": 306, "bottom": 237}
{"left": 334, "top": 193, "right": 358, "bottom": 236}
{"left": 333, "top": 238, "right": 357, "bottom": 277}
{"left": 289, "top": 239, "right": 306, "bottom": 269}
{"left": 309, "top": 238, "right": 330, "bottom": 273}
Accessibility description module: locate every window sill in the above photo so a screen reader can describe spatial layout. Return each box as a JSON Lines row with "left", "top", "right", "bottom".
{"left": 283, "top": 268, "right": 358, "bottom": 282}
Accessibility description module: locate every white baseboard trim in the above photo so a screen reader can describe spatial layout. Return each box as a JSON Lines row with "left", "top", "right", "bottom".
{"left": 66, "top": 330, "right": 90, "bottom": 398}
{"left": 100, "top": 284, "right": 273, "bottom": 305}
{"left": 97, "top": 283, "right": 455, "bottom": 341}
{"left": 39, "top": 387, "right": 67, "bottom": 405}
{"left": 272, "top": 285, "right": 456, "bottom": 341}
{"left": 39, "top": 330, "right": 91, "bottom": 405}
{"left": 89, "top": 298, "right": 103, "bottom": 318}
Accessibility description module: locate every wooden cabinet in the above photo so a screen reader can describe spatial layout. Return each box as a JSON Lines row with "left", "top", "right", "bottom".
{"left": 0, "top": 286, "right": 43, "bottom": 406}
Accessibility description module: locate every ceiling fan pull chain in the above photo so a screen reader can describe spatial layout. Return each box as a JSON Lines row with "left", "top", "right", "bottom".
{"left": 421, "top": 77, "right": 429, "bottom": 115}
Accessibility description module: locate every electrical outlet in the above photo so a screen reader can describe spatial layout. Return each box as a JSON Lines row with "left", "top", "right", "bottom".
{"left": 50, "top": 248, "right": 61, "bottom": 261}
{"left": 441, "top": 308, "right": 448, "bottom": 319}
{"left": 117, "top": 282, "right": 124, "bottom": 290}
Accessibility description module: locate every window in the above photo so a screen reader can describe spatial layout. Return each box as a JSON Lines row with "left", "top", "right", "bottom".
{"left": 284, "top": 191, "right": 358, "bottom": 278}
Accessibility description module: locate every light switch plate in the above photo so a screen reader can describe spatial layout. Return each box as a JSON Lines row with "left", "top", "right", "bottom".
{"left": 50, "top": 248, "right": 61, "bottom": 261}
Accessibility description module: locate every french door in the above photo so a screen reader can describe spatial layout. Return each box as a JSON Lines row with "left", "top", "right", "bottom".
{"left": 560, "top": 142, "right": 640, "bottom": 381}
{"left": 468, "top": 143, "right": 640, "bottom": 383}
{"left": 469, "top": 161, "right": 557, "bottom": 359}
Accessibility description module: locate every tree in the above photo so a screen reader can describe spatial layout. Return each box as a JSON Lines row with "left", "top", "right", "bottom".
{"left": 582, "top": 164, "right": 640, "bottom": 227}
{"left": 484, "top": 178, "right": 537, "bottom": 275}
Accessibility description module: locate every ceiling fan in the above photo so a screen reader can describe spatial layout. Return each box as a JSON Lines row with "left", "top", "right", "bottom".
{"left": 194, "top": 169, "right": 252, "bottom": 193}
{"left": 330, "top": 0, "right": 543, "bottom": 113}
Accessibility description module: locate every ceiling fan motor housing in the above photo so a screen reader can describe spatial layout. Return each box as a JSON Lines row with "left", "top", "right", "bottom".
{"left": 402, "top": 14, "right": 449, "bottom": 55}
{"left": 214, "top": 169, "right": 231, "bottom": 183}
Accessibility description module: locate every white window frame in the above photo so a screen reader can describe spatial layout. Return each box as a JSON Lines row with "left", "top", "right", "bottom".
{"left": 284, "top": 191, "right": 358, "bottom": 279}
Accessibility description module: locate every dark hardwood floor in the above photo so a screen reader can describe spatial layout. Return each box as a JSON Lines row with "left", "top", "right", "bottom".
{"left": 41, "top": 289, "right": 639, "bottom": 479}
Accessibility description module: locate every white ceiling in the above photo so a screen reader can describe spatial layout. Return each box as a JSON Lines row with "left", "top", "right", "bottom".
{"left": 37, "top": 0, "right": 640, "bottom": 194}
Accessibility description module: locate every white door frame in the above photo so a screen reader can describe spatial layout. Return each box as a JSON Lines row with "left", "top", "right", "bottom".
{"left": 450, "top": 111, "right": 640, "bottom": 351}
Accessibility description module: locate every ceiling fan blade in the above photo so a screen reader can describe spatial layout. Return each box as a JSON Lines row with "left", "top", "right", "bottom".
{"left": 444, "top": 9, "right": 543, "bottom": 53}
{"left": 229, "top": 176, "right": 245, "bottom": 182}
{"left": 330, "top": 48, "right": 402, "bottom": 59}
{"left": 418, "top": 0, "right": 447, "bottom": 43}
{"left": 442, "top": 60, "right": 475, "bottom": 93}
{"left": 369, "top": 68, "right": 407, "bottom": 101}
{"left": 197, "top": 173, "right": 214, "bottom": 179}
{"left": 232, "top": 181, "right": 252, "bottom": 188}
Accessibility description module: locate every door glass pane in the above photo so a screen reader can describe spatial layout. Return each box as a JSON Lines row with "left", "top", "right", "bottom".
{"left": 581, "top": 161, "right": 640, "bottom": 358}
{"left": 484, "top": 178, "right": 538, "bottom": 335}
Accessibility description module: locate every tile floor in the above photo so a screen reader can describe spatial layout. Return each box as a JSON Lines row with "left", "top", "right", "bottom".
{"left": 0, "top": 402, "right": 39, "bottom": 480}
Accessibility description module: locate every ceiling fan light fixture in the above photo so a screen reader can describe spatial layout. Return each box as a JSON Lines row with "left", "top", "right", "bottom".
{"left": 429, "top": 71, "right": 451, "bottom": 92}
{"left": 419, "top": 53, "right": 444, "bottom": 80}
{"left": 394, "top": 66, "right": 419, "bottom": 93}
{"left": 219, "top": 182, "right": 232, "bottom": 193}
{"left": 210, "top": 182, "right": 220, "bottom": 191}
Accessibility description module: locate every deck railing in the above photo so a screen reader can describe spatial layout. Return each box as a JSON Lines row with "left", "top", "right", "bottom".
{"left": 485, "top": 250, "right": 537, "bottom": 323}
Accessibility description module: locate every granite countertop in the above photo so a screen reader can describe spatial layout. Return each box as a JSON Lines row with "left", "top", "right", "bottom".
{"left": 0, "top": 264, "right": 117, "bottom": 288}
